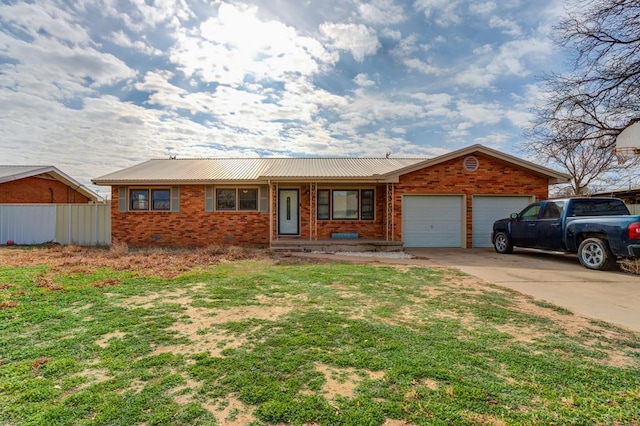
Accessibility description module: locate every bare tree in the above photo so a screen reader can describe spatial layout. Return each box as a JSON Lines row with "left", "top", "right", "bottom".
{"left": 525, "top": 0, "right": 640, "bottom": 192}
{"left": 524, "top": 129, "right": 637, "bottom": 195}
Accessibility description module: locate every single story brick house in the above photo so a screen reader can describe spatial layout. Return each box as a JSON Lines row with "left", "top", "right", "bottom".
{"left": 92, "top": 144, "right": 568, "bottom": 249}
{"left": 0, "top": 165, "right": 99, "bottom": 204}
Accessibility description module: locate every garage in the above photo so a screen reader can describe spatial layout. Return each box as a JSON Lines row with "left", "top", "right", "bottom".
{"left": 472, "top": 195, "right": 532, "bottom": 247}
{"left": 403, "top": 195, "right": 464, "bottom": 247}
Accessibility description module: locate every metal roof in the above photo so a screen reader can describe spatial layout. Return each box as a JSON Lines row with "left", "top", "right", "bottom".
{"left": 92, "top": 144, "right": 571, "bottom": 186}
{"left": 92, "top": 157, "right": 427, "bottom": 184}
{"left": 0, "top": 165, "right": 100, "bottom": 201}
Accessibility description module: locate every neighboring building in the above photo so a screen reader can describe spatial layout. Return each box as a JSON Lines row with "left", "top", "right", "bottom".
{"left": 92, "top": 144, "right": 569, "bottom": 249}
{"left": 0, "top": 166, "right": 99, "bottom": 204}
{"left": 591, "top": 188, "right": 640, "bottom": 204}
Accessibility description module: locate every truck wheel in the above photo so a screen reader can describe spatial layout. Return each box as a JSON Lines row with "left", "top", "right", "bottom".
{"left": 493, "top": 231, "right": 513, "bottom": 254}
{"left": 578, "top": 238, "right": 615, "bottom": 271}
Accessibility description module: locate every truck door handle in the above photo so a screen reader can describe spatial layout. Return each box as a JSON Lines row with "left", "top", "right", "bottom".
{"left": 528, "top": 223, "right": 536, "bottom": 227}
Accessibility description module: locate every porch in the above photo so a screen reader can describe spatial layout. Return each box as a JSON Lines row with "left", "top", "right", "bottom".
{"left": 269, "top": 238, "right": 403, "bottom": 253}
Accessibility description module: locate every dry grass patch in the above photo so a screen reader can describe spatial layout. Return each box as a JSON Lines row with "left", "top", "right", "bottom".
{"left": 0, "top": 244, "right": 269, "bottom": 279}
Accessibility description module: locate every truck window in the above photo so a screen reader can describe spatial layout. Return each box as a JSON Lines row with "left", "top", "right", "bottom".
{"left": 569, "top": 199, "right": 630, "bottom": 216}
{"left": 541, "top": 201, "right": 565, "bottom": 219}
{"left": 519, "top": 203, "right": 541, "bottom": 220}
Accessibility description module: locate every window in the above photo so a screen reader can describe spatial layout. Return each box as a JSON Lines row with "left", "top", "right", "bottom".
{"left": 542, "top": 201, "right": 564, "bottom": 219}
{"left": 152, "top": 189, "right": 170, "bottom": 210}
{"left": 519, "top": 203, "right": 541, "bottom": 220}
{"left": 317, "top": 190, "right": 330, "bottom": 219}
{"left": 570, "top": 199, "right": 630, "bottom": 216}
{"left": 216, "top": 188, "right": 258, "bottom": 211}
{"left": 130, "top": 188, "right": 170, "bottom": 211}
{"left": 317, "top": 189, "right": 374, "bottom": 220}
{"left": 361, "top": 190, "right": 374, "bottom": 220}
{"left": 333, "top": 190, "right": 359, "bottom": 219}
{"left": 239, "top": 189, "right": 258, "bottom": 210}
{"left": 216, "top": 189, "right": 236, "bottom": 210}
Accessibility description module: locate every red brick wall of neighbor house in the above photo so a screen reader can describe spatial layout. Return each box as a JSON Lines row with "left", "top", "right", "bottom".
{"left": 392, "top": 154, "right": 549, "bottom": 247}
{"left": 111, "top": 185, "right": 270, "bottom": 247}
{"left": 0, "top": 176, "right": 90, "bottom": 204}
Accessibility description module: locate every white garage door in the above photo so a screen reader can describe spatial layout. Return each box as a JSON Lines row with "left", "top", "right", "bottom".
{"left": 403, "top": 195, "right": 463, "bottom": 248}
{"left": 472, "top": 196, "right": 532, "bottom": 247}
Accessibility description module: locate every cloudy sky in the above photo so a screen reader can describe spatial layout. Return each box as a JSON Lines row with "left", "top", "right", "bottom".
{"left": 0, "top": 0, "right": 568, "bottom": 197}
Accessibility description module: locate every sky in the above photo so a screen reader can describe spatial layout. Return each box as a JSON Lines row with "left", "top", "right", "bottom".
{"left": 0, "top": 0, "right": 568, "bottom": 198}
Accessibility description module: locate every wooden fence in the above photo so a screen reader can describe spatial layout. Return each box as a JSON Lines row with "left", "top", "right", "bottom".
{"left": 0, "top": 204, "right": 111, "bottom": 246}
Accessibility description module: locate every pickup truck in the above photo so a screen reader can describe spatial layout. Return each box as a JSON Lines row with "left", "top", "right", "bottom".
{"left": 492, "top": 197, "right": 640, "bottom": 270}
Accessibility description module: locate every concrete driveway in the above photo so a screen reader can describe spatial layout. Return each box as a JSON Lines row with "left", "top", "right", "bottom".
{"left": 405, "top": 248, "right": 640, "bottom": 333}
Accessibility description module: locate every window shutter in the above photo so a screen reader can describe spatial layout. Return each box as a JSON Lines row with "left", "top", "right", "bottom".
{"left": 171, "top": 186, "right": 180, "bottom": 212}
{"left": 205, "top": 186, "right": 214, "bottom": 212}
{"left": 259, "top": 185, "right": 268, "bottom": 212}
{"left": 118, "top": 186, "right": 127, "bottom": 212}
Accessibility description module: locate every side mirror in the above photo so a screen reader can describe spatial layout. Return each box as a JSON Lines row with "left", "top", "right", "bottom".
{"left": 510, "top": 212, "right": 519, "bottom": 219}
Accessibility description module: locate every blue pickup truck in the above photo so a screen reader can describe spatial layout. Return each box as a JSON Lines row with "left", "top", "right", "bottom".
{"left": 492, "top": 197, "right": 640, "bottom": 270}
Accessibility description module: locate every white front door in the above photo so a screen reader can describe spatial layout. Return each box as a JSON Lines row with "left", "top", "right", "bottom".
{"left": 278, "top": 189, "right": 299, "bottom": 235}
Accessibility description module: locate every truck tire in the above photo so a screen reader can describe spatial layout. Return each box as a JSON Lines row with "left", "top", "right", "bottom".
{"left": 493, "top": 231, "right": 513, "bottom": 254}
{"left": 578, "top": 237, "right": 615, "bottom": 271}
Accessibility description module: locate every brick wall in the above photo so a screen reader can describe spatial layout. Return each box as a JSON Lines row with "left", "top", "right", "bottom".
{"left": 392, "top": 154, "right": 549, "bottom": 247}
{"left": 111, "top": 185, "right": 269, "bottom": 247}
{"left": 0, "top": 176, "right": 90, "bottom": 204}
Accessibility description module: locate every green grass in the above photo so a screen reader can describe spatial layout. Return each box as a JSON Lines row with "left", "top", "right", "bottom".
{"left": 1, "top": 254, "right": 639, "bottom": 425}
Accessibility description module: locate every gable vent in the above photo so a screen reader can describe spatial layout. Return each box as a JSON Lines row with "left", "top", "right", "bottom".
{"left": 463, "top": 156, "right": 479, "bottom": 172}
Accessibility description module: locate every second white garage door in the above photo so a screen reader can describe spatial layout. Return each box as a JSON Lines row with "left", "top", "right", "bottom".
{"left": 403, "top": 195, "right": 463, "bottom": 248}
{"left": 472, "top": 196, "right": 532, "bottom": 247}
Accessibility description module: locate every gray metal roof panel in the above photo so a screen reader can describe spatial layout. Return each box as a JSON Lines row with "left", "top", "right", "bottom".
{"left": 93, "top": 158, "right": 428, "bottom": 184}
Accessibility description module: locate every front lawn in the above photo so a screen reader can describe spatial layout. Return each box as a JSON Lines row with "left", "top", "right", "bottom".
{"left": 1, "top": 246, "right": 639, "bottom": 425}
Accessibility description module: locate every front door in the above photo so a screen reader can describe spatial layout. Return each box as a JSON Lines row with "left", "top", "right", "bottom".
{"left": 278, "top": 189, "right": 299, "bottom": 235}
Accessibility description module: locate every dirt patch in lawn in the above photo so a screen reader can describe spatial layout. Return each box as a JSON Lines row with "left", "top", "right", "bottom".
{"left": 314, "top": 362, "right": 385, "bottom": 400}
{"left": 122, "top": 287, "right": 295, "bottom": 358}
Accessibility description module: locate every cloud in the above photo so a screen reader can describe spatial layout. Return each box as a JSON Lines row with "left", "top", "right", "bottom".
{"left": 469, "top": 2, "right": 496, "bottom": 15}
{"left": 380, "top": 28, "right": 402, "bottom": 40}
{"left": 109, "top": 30, "right": 162, "bottom": 55}
{"left": 358, "top": 0, "right": 406, "bottom": 25}
{"left": 0, "top": 2, "right": 91, "bottom": 45}
{"left": 353, "top": 73, "right": 376, "bottom": 88}
{"left": 319, "top": 23, "right": 380, "bottom": 62}
{"left": 455, "top": 36, "right": 553, "bottom": 88}
{"left": 171, "top": 3, "right": 335, "bottom": 86}
{"left": 414, "top": 0, "right": 462, "bottom": 27}
{"left": 411, "top": 93, "right": 455, "bottom": 118}
{"left": 456, "top": 100, "right": 503, "bottom": 125}
{"left": 391, "top": 33, "right": 444, "bottom": 75}
{"left": 489, "top": 16, "right": 522, "bottom": 36}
